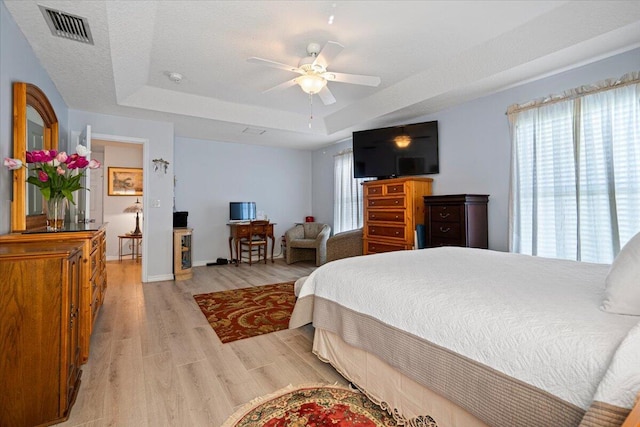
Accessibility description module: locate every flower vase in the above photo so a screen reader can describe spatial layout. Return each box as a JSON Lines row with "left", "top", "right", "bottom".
{"left": 46, "top": 196, "right": 67, "bottom": 231}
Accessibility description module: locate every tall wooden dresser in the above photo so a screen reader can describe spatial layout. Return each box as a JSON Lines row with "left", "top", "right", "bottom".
{"left": 0, "top": 223, "right": 107, "bottom": 363}
{"left": 0, "top": 242, "right": 83, "bottom": 427}
{"left": 423, "top": 194, "right": 489, "bottom": 248}
{"left": 363, "top": 177, "right": 433, "bottom": 254}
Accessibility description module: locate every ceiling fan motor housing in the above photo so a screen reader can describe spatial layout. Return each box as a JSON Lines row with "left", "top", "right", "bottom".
{"left": 298, "top": 54, "right": 325, "bottom": 73}
{"left": 306, "top": 42, "right": 321, "bottom": 56}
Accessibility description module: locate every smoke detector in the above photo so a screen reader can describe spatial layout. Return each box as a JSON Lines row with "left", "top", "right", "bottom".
{"left": 168, "top": 72, "right": 183, "bottom": 83}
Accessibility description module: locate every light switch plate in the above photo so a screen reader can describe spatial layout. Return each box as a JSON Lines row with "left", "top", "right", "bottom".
{"left": 151, "top": 199, "right": 161, "bottom": 208}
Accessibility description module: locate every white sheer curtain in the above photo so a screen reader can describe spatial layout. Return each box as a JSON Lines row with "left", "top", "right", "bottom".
{"left": 334, "top": 149, "right": 368, "bottom": 234}
{"left": 509, "top": 73, "right": 640, "bottom": 263}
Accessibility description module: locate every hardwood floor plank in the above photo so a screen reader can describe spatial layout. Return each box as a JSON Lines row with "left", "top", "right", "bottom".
{"left": 176, "top": 359, "right": 234, "bottom": 426}
{"left": 143, "top": 351, "right": 193, "bottom": 427}
{"left": 160, "top": 307, "right": 206, "bottom": 367}
{"left": 139, "top": 308, "right": 171, "bottom": 358}
{"left": 104, "top": 336, "right": 148, "bottom": 427}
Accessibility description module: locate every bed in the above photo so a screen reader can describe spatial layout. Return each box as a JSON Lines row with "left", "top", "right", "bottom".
{"left": 289, "top": 246, "right": 640, "bottom": 427}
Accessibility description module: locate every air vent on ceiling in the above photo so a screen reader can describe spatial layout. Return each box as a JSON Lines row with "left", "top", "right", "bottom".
{"left": 39, "top": 5, "right": 94, "bottom": 45}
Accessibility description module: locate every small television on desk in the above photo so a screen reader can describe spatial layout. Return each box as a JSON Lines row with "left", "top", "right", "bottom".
{"left": 229, "top": 202, "right": 256, "bottom": 222}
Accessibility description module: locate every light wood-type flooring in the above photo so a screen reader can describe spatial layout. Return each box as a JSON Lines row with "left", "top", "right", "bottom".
{"left": 58, "top": 258, "right": 347, "bottom": 427}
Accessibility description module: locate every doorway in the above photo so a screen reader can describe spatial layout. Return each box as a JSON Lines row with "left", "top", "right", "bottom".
{"left": 77, "top": 131, "right": 149, "bottom": 282}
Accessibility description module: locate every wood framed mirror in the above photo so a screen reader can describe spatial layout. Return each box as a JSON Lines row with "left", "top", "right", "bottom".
{"left": 11, "top": 82, "right": 58, "bottom": 232}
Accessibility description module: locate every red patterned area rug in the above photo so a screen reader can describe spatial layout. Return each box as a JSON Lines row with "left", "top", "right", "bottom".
{"left": 193, "top": 282, "right": 296, "bottom": 343}
{"left": 221, "top": 384, "right": 410, "bottom": 427}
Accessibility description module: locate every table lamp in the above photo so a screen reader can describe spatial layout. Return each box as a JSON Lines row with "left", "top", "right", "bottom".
{"left": 124, "top": 198, "right": 143, "bottom": 236}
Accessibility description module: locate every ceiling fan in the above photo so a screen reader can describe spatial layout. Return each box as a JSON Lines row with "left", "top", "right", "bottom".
{"left": 247, "top": 41, "right": 381, "bottom": 105}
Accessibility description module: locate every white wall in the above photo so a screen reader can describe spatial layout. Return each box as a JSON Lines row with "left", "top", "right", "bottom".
{"left": 312, "top": 48, "right": 640, "bottom": 251}
{"left": 0, "top": 1, "right": 69, "bottom": 233}
{"left": 68, "top": 110, "right": 174, "bottom": 282}
{"left": 174, "top": 136, "right": 312, "bottom": 266}
{"left": 102, "top": 144, "right": 143, "bottom": 260}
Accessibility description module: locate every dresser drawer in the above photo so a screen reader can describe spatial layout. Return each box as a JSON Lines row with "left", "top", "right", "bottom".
{"left": 91, "top": 292, "right": 100, "bottom": 323}
{"left": 431, "top": 221, "right": 462, "bottom": 240}
{"left": 367, "top": 210, "right": 405, "bottom": 223}
{"left": 431, "top": 237, "right": 463, "bottom": 247}
{"left": 90, "top": 248, "right": 99, "bottom": 277}
{"left": 91, "top": 234, "right": 102, "bottom": 251}
{"left": 430, "top": 205, "right": 461, "bottom": 223}
{"left": 367, "top": 224, "right": 406, "bottom": 240}
{"left": 366, "top": 184, "right": 384, "bottom": 197}
{"left": 235, "top": 225, "right": 250, "bottom": 235}
{"left": 367, "top": 197, "right": 405, "bottom": 208}
{"left": 384, "top": 182, "right": 406, "bottom": 194}
{"left": 365, "top": 240, "right": 409, "bottom": 254}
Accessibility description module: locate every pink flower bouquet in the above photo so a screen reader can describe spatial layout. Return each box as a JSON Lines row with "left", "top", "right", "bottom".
{"left": 4, "top": 145, "right": 100, "bottom": 204}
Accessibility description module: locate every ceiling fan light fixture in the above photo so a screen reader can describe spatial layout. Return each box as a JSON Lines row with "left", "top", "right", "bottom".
{"left": 297, "top": 74, "right": 327, "bottom": 94}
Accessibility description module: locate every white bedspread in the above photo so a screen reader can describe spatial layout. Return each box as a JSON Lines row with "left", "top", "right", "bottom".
{"left": 298, "top": 247, "right": 640, "bottom": 410}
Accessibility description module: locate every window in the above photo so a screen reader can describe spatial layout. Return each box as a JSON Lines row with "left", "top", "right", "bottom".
{"left": 509, "top": 74, "right": 640, "bottom": 263}
{"left": 334, "top": 149, "right": 369, "bottom": 234}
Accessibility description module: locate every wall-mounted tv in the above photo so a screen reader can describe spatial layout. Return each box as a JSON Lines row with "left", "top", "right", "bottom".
{"left": 353, "top": 121, "right": 439, "bottom": 179}
{"left": 229, "top": 202, "right": 256, "bottom": 222}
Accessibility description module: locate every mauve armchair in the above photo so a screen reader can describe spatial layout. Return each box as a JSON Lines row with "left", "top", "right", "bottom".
{"left": 285, "top": 222, "right": 331, "bottom": 266}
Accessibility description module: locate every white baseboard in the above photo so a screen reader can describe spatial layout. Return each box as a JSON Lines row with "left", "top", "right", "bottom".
{"left": 145, "top": 274, "right": 175, "bottom": 282}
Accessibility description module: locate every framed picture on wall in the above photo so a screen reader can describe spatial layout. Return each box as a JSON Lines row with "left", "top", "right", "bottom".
{"left": 108, "top": 167, "right": 143, "bottom": 196}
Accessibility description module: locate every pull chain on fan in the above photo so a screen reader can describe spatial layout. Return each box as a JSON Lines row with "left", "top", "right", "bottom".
{"left": 309, "top": 94, "right": 313, "bottom": 129}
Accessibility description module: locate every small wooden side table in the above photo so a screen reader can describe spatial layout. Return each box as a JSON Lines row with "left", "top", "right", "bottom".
{"left": 118, "top": 234, "right": 142, "bottom": 262}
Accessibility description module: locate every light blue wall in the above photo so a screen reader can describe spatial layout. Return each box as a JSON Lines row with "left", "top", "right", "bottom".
{"left": 0, "top": 0, "right": 69, "bottom": 233}
{"left": 174, "top": 136, "right": 312, "bottom": 265}
{"left": 312, "top": 48, "right": 640, "bottom": 251}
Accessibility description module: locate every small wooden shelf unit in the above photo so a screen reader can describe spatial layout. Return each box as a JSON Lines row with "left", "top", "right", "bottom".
{"left": 174, "top": 228, "right": 193, "bottom": 280}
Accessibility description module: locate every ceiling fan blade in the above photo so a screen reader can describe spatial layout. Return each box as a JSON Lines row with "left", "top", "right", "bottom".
{"left": 263, "top": 78, "right": 298, "bottom": 93}
{"left": 313, "top": 41, "right": 344, "bottom": 69}
{"left": 322, "top": 72, "right": 381, "bottom": 87}
{"left": 317, "top": 86, "right": 336, "bottom": 105}
{"left": 247, "top": 57, "right": 303, "bottom": 74}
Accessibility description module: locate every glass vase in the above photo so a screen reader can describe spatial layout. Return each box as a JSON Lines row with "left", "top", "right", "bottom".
{"left": 46, "top": 195, "right": 67, "bottom": 231}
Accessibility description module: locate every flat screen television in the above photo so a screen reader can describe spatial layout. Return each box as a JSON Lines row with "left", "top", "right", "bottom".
{"left": 352, "top": 120, "right": 439, "bottom": 179}
{"left": 229, "top": 202, "right": 256, "bottom": 222}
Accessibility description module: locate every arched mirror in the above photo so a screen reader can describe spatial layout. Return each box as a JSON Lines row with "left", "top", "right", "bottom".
{"left": 11, "top": 82, "right": 58, "bottom": 231}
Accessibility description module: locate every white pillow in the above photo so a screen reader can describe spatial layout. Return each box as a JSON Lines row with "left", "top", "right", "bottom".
{"left": 602, "top": 232, "right": 640, "bottom": 315}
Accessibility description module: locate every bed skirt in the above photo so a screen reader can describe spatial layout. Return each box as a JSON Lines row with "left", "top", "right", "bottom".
{"left": 313, "top": 328, "right": 489, "bottom": 427}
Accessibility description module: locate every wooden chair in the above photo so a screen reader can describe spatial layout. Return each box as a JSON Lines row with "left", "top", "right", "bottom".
{"left": 238, "top": 220, "right": 269, "bottom": 266}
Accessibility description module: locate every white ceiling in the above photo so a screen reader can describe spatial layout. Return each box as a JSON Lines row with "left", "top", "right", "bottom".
{"left": 5, "top": 1, "right": 640, "bottom": 150}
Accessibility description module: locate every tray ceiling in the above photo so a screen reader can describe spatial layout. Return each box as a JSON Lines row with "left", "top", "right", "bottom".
{"left": 4, "top": 0, "right": 640, "bottom": 150}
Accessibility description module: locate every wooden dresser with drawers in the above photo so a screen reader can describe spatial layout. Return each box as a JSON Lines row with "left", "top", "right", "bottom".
{"left": 0, "top": 223, "right": 107, "bottom": 363}
{"left": 0, "top": 241, "right": 83, "bottom": 427}
{"left": 363, "top": 177, "right": 433, "bottom": 254}
{"left": 423, "top": 194, "right": 489, "bottom": 248}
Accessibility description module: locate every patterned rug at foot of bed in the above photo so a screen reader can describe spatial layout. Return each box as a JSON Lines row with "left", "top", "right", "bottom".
{"left": 221, "top": 383, "right": 439, "bottom": 427}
